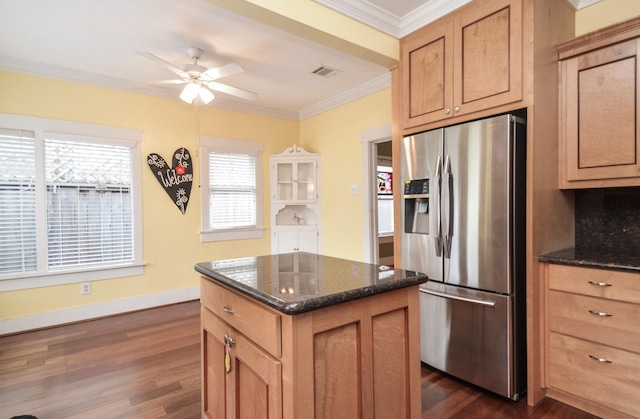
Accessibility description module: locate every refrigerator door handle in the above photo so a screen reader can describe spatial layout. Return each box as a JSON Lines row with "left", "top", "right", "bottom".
{"left": 420, "top": 288, "right": 497, "bottom": 308}
{"left": 443, "top": 155, "right": 454, "bottom": 258}
{"left": 434, "top": 156, "right": 443, "bottom": 257}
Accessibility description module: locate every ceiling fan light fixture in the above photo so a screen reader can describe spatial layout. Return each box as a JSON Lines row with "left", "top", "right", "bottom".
{"left": 198, "top": 87, "right": 214, "bottom": 104}
{"left": 180, "top": 82, "right": 200, "bottom": 104}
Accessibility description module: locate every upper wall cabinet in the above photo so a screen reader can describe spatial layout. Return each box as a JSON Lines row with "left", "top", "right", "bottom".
{"left": 400, "top": 0, "right": 522, "bottom": 130}
{"left": 558, "top": 18, "right": 640, "bottom": 189}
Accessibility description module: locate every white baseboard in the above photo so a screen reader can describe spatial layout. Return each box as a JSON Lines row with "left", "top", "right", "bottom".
{"left": 0, "top": 286, "right": 201, "bottom": 335}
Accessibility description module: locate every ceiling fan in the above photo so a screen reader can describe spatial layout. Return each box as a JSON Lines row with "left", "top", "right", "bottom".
{"left": 138, "top": 47, "right": 257, "bottom": 105}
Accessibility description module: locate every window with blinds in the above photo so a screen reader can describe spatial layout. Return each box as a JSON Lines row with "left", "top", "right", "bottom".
{"left": 45, "top": 139, "right": 133, "bottom": 269}
{"left": 0, "top": 114, "right": 142, "bottom": 286}
{"left": 209, "top": 152, "right": 256, "bottom": 229}
{"left": 199, "top": 136, "right": 264, "bottom": 242}
{"left": 0, "top": 130, "right": 37, "bottom": 275}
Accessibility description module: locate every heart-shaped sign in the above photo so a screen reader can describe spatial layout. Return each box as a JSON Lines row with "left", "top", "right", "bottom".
{"left": 147, "top": 147, "right": 193, "bottom": 214}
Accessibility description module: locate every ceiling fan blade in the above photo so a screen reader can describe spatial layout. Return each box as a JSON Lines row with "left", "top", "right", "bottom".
{"left": 137, "top": 51, "right": 189, "bottom": 79}
{"left": 152, "top": 79, "right": 188, "bottom": 85}
{"left": 207, "top": 81, "right": 257, "bottom": 101}
{"left": 201, "top": 63, "right": 244, "bottom": 81}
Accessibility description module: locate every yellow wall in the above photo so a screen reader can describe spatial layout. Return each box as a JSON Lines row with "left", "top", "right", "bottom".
{"left": 0, "top": 70, "right": 297, "bottom": 320}
{"left": 300, "top": 88, "right": 392, "bottom": 261}
{"left": 575, "top": 0, "right": 640, "bottom": 35}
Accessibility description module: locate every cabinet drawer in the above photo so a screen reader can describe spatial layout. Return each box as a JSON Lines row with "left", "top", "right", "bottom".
{"left": 548, "top": 264, "right": 640, "bottom": 304}
{"left": 549, "top": 291, "right": 640, "bottom": 353}
{"left": 201, "top": 277, "right": 282, "bottom": 357}
{"left": 548, "top": 332, "right": 640, "bottom": 418}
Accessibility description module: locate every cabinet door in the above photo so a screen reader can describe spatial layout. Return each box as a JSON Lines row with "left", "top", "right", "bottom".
{"left": 275, "top": 229, "right": 317, "bottom": 254}
{"left": 453, "top": 0, "right": 522, "bottom": 116}
{"left": 274, "top": 160, "right": 317, "bottom": 203}
{"left": 202, "top": 308, "right": 282, "bottom": 419}
{"left": 401, "top": 17, "right": 454, "bottom": 127}
{"left": 560, "top": 39, "right": 640, "bottom": 188}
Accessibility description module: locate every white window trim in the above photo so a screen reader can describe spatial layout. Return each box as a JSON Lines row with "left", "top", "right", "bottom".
{"left": 0, "top": 113, "right": 144, "bottom": 291}
{"left": 199, "top": 135, "right": 264, "bottom": 242}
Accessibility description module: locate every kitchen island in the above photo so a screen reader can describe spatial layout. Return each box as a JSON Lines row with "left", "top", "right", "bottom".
{"left": 195, "top": 252, "right": 427, "bottom": 419}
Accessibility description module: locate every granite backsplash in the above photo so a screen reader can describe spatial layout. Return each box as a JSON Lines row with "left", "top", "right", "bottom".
{"left": 575, "top": 187, "right": 640, "bottom": 254}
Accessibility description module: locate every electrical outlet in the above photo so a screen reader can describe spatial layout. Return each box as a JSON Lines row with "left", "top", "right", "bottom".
{"left": 351, "top": 184, "right": 359, "bottom": 195}
{"left": 81, "top": 282, "right": 91, "bottom": 295}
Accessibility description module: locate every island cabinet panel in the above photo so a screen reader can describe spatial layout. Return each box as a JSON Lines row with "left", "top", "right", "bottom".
{"left": 201, "top": 307, "right": 282, "bottom": 419}
{"left": 542, "top": 263, "right": 640, "bottom": 418}
{"left": 558, "top": 18, "right": 640, "bottom": 188}
{"left": 201, "top": 276, "right": 422, "bottom": 419}
{"left": 313, "top": 323, "right": 360, "bottom": 418}
{"left": 401, "top": 0, "right": 522, "bottom": 130}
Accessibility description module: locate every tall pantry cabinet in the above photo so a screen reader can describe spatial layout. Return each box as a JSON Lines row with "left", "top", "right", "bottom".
{"left": 394, "top": 0, "right": 576, "bottom": 407}
{"left": 270, "top": 145, "right": 321, "bottom": 254}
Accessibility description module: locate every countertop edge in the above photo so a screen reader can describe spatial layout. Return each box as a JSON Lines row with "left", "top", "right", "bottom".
{"left": 195, "top": 264, "right": 427, "bottom": 315}
{"left": 539, "top": 250, "right": 640, "bottom": 273}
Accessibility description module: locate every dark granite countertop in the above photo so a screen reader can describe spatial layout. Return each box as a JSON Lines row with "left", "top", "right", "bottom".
{"left": 195, "top": 252, "right": 427, "bottom": 315}
{"left": 539, "top": 248, "right": 640, "bottom": 273}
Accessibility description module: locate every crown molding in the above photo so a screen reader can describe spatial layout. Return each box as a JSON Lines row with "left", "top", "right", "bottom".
{"left": 564, "top": 0, "right": 604, "bottom": 10}
{"left": 298, "top": 72, "right": 391, "bottom": 120}
{"left": 315, "top": 0, "right": 604, "bottom": 38}
{"left": 313, "top": 0, "right": 469, "bottom": 38}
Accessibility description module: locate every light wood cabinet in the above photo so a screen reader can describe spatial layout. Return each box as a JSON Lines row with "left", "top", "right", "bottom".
{"left": 200, "top": 276, "right": 422, "bottom": 419}
{"left": 558, "top": 18, "right": 640, "bottom": 189}
{"left": 400, "top": 0, "right": 522, "bottom": 129}
{"left": 201, "top": 308, "right": 282, "bottom": 419}
{"left": 543, "top": 263, "right": 640, "bottom": 418}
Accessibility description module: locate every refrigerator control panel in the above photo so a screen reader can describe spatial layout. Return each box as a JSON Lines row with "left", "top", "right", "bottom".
{"left": 404, "top": 179, "right": 429, "bottom": 196}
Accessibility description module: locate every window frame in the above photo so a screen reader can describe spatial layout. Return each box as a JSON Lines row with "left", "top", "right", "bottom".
{"left": 199, "top": 135, "right": 264, "bottom": 242}
{"left": 0, "top": 113, "right": 144, "bottom": 292}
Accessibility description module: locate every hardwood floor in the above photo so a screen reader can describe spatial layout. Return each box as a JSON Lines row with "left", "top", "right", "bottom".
{"left": 0, "top": 301, "right": 598, "bottom": 419}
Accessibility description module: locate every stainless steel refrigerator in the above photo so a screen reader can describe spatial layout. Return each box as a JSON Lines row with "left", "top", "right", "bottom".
{"left": 400, "top": 113, "right": 527, "bottom": 400}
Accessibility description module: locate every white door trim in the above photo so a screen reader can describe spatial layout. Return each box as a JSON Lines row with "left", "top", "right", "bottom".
{"left": 360, "top": 124, "right": 392, "bottom": 264}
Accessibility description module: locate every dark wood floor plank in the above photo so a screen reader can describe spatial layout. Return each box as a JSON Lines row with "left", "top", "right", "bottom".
{"left": 0, "top": 300, "right": 600, "bottom": 418}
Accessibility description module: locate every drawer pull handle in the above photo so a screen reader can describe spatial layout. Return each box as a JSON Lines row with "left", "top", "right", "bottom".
{"left": 588, "top": 354, "right": 612, "bottom": 364}
{"left": 588, "top": 310, "right": 612, "bottom": 317}
{"left": 223, "top": 306, "right": 235, "bottom": 314}
{"left": 588, "top": 281, "right": 612, "bottom": 287}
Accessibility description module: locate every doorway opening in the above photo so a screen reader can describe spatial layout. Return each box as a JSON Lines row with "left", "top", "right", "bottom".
{"left": 360, "top": 124, "right": 392, "bottom": 265}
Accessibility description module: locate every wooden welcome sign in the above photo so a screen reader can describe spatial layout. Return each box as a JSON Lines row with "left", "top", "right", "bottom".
{"left": 147, "top": 147, "right": 193, "bottom": 214}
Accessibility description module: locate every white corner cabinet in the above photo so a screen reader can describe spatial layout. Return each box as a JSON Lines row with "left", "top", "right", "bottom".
{"left": 270, "top": 145, "right": 321, "bottom": 254}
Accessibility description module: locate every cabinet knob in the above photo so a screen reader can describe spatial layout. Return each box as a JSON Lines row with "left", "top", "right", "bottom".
{"left": 454, "top": 106, "right": 460, "bottom": 113}
{"left": 224, "top": 334, "right": 236, "bottom": 347}
{"left": 223, "top": 306, "right": 235, "bottom": 314}
{"left": 445, "top": 108, "right": 451, "bottom": 115}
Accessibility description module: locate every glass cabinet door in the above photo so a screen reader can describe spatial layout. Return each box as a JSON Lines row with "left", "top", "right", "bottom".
{"left": 276, "top": 162, "right": 294, "bottom": 201}
{"left": 297, "top": 162, "right": 315, "bottom": 201}
{"left": 275, "top": 160, "right": 316, "bottom": 202}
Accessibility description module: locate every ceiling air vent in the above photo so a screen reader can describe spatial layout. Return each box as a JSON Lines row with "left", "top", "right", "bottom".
{"left": 311, "top": 65, "right": 342, "bottom": 78}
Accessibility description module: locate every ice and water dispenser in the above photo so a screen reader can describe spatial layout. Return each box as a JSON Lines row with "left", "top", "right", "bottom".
{"left": 403, "top": 178, "right": 430, "bottom": 234}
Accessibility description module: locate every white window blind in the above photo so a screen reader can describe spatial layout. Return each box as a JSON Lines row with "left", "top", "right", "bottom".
{"left": 0, "top": 114, "right": 142, "bottom": 289}
{"left": 209, "top": 152, "right": 256, "bottom": 229}
{"left": 45, "top": 139, "right": 133, "bottom": 268}
{"left": 0, "top": 131, "right": 37, "bottom": 275}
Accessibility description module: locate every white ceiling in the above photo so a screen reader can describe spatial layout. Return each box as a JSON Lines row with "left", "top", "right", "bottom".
{"left": 0, "top": 0, "right": 591, "bottom": 120}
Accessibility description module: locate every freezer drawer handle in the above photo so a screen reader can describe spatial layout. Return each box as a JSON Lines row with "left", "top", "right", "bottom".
{"left": 421, "top": 288, "right": 496, "bottom": 308}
